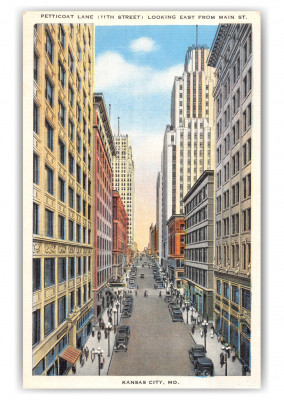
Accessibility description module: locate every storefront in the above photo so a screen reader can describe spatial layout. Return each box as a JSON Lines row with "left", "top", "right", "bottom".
{"left": 76, "top": 308, "right": 93, "bottom": 350}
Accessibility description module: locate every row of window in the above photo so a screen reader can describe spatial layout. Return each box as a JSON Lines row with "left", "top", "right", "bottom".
{"left": 216, "top": 281, "right": 251, "bottom": 311}
{"left": 33, "top": 256, "right": 91, "bottom": 291}
{"left": 216, "top": 242, "right": 251, "bottom": 269}
{"left": 216, "top": 208, "right": 251, "bottom": 237}
{"left": 33, "top": 204, "right": 91, "bottom": 243}
{"left": 185, "top": 226, "right": 208, "bottom": 244}
{"left": 185, "top": 247, "right": 208, "bottom": 263}
{"left": 184, "top": 185, "right": 208, "bottom": 215}
{"left": 216, "top": 173, "right": 251, "bottom": 213}
{"left": 186, "top": 205, "right": 208, "bottom": 229}
{"left": 185, "top": 265, "right": 208, "bottom": 288}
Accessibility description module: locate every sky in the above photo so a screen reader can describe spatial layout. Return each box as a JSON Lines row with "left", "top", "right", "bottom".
{"left": 94, "top": 25, "right": 218, "bottom": 250}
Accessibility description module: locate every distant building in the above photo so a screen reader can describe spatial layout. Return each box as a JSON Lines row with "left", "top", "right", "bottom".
{"left": 112, "top": 135, "right": 135, "bottom": 249}
{"left": 166, "top": 215, "right": 185, "bottom": 288}
{"left": 183, "top": 170, "right": 215, "bottom": 321}
{"left": 208, "top": 23, "right": 252, "bottom": 369}
{"left": 112, "top": 190, "right": 128, "bottom": 278}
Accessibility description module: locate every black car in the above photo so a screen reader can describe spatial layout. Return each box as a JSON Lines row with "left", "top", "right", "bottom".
{"left": 164, "top": 294, "right": 172, "bottom": 302}
{"left": 169, "top": 305, "right": 181, "bottom": 316}
{"left": 189, "top": 345, "right": 206, "bottom": 364}
{"left": 171, "top": 310, "right": 183, "bottom": 322}
{"left": 114, "top": 333, "right": 128, "bottom": 352}
{"left": 121, "top": 310, "right": 132, "bottom": 318}
{"left": 194, "top": 357, "right": 214, "bottom": 376}
{"left": 117, "top": 325, "right": 130, "bottom": 338}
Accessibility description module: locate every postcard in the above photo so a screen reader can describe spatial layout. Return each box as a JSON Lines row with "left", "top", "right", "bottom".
{"left": 23, "top": 10, "right": 261, "bottom": 389}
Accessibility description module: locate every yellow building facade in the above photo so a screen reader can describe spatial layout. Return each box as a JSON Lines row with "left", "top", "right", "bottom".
{"left": 32, "top": 23, "right": 94, "bottom": 375}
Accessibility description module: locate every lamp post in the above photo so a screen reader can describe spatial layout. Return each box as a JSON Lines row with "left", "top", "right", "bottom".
{"left": 113, "top": 308, "right": 117, "bottom": 328}
{"left": 202, "top": 319, "right": 209, "bottom": 352}
{"left": 95, "top": 347, "right": 103, "bottom": 375}
{"left": 185, "top": 301, "right": 190, "bottom": 324}
{"left": 106, "top": 322, "right": 112, "bottom": 357}
{"left": 116, "top": 301, "right": 119, "bottom": 325}
{"left": 221, "top": 346, "right": 228, "bottom": 376}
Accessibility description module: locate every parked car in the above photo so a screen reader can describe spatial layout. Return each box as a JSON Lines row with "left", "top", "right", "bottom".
{"left": 194, "top": 357, "right": 214, "bottom": 376}
{"left": 140, "top": 273, "right": 144, "bottom": 278}
{"left": 171, "top": 310, "right": 183, "bottom": 322}
{"left": 189, "top": 345, "right": 206, "bottom": 364}
{"left": 117, "top": 325, "right": 130, "bottom": 338}
{"left": 164, "top": 294, "right": 172, "bottom": 302}
{"left": 157, "top": 283, "right": 164, "bottom": 289}
{"left": 121, "top": 310, "right": 132, "bottom": 318}
{"left": 114, "top": 333, "right": 128, "bottom": 352}
{"left": 169, "top": 305, "right": 181, "bottom": 316}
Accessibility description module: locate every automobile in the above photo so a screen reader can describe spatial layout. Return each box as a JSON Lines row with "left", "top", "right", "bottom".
{"left": 157, "top": 283, "right": 164, "bottom": 289}
{"left": 129, "top": 284, "right": 136, "bottom": 289}
{"left": 169, "top": 304, "right": 180, "bottom": 313}
{"left": 164, "top": 294, "right": 172, "bottom": 302}
{"left": 189, "top": 345, "right": 206, "bottom": 364}
{"left": 114, "top": 333, "right": 128, "bottom": 352}
{"left": 171, "top": 310, "right": 183, "bottom": 322}
{"left": 121, "top": 310, "right": 132, "bottom": 318}
{"left": 168, "top": 301, "right": 176, "bottom": 308}
{"left": 140, "top": 273, "right": 144, "bottom": 278}
{"left": 123, "top": 304, "right": 133, "bottom": 313}
{"left": 117, "top": 325, "right": 130, "bottom": 338}
{"left": 123, "top": 298, "right": 133, "bottom": 305}
{"left": 194, "top": 357, "right": 214, "bottom": 376}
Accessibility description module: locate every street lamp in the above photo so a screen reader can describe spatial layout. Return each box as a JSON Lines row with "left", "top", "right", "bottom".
{"left": 116, "top": 301, "right": 119, "bottom": 325}
{"left": 185, "top": 301, "right": 190, "bottom": 324}
{"left": 106, "top": 322, "right": 112, "bottom": 357}
{"left": 95, "top": 347, "right": 104, "bottom": 376}
{"left": 113, "top": 308, "right": 117, "bottom": 328}
{"left": 202, "top": 319, "right": 209, "bottom": 352}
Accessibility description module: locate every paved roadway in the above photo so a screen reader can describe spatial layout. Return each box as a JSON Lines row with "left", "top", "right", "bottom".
{"left": 108, "top": 256, "right": 195, "bottom": 376}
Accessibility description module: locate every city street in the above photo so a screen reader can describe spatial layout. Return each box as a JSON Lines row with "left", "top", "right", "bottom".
{"left": 108, "top": 256, "right": 195, "bottom": 376}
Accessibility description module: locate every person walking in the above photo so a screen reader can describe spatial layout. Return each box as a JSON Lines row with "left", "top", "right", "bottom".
{"left": 200, "top": 327, "right": 204, "bottom": 338}
{"left": 92, "top": 326, "right": 95, "bottom": 337}
{"left": 159, "top": 290, "right": 162, "bottom": 297}
{"left": 91, "top": 348, "right": 95, "bottom": 363}
{"left": 85, "top": 346, "right": 89, "bottom": 361}
{"left": 135, "top": 290, "right": 137, "bottom": 296}
{"left": 191, "top": 324, "right": 195, "bottom": 334}
{"left": 210, "top": 325, "right": 214, "bottom": 339}
{"left": 97, "top": 329, "right": 101, "bottom": 342}
{"left": 242, "top": 364, "right": 249, "bottom": 376}
{"left": 220, "top": 352, "right": 225, "bottom": 368}
{"left": 80, "top": 353, "right": 84, "bottom": 367}
{"left": 232, "top": 346, "right": 236, "bottom": 362}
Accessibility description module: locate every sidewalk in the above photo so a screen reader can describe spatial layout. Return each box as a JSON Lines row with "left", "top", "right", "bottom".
{"left": 74, "top": 301, "right": 123, "bottom": 376}
{"left": 180, "top": 305, "right": 250, "bottom": 376}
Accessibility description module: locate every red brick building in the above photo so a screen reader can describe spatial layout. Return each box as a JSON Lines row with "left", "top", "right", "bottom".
{"left": 93, "top": 93, "right": 116, "bottom": 319}
{"left": 167, "top": 215, "right": 185, "bottom": 288}
{"left": 113, "top": 190, "right": 128, "bottom": 278}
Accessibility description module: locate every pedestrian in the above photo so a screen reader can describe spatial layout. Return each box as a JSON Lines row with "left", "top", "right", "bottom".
{"left": 210, "top": 326, "right": 214, "bottom": 339}
{"left": 92, "top": 326, "right": 95, "bottom": 337}
{"left": 97, "top": 329, "right": 101, "bottom": 342}
{"left": 220, "top": 353, "right": 225, "bottom": 368}
{"left": 159, "top": 290, "right": 162, "bottom": 297}
{"left": 101, "top": 320, "right": 105, "bottom": 330}
{"left": 104, "top": 328, "right": 108, "bottom": 339}
{"left": 135, "top": 290, "right": 137, "bottom": 296}
{"left": 217, "top": 331, "right": 221, "bottom": 343}
{"left": 191, "top": 324, "right": 195, "bottom": 334}
{"left": 200, "top": 327, "right": 203, "bottom": 337}
{"left": 91, "top": 348, "right": 95, "bottom": 363}
{"left": 144, "top": 290, "right": 146, "bottom": 297}
{"left": 109, "top": 316, "right": 112, "bottom": 324}
{"left": 80, "top": 353, "right": 84, "bottom": 367}
{"left": 242, "top": 364, "right": 249, "bottom": 376}
{"left": 72, "top": 365, "right": 76, "bottom": 374}
{"left": 232, "top": 346, "right": 236, "bottom": 362}
{"left": 85, "top": 346, "right": 89, "bottom": 361}
{"left": 137, "top": 285, "right": 139, "bottom": 289}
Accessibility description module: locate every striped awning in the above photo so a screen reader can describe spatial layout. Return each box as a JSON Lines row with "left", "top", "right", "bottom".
{"left": 60, "top": 346, "right": 81, "bottom": 365}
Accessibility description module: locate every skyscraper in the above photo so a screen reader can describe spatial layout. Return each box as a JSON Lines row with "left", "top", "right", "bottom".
{"left": 32, "top": 23, "right": 94, "bottom": 375}
{"left": 208, "top": 23, "right": 252, "bottom": 369}
{"left": 112, "top": 134, "right": 135, "bottom": 249}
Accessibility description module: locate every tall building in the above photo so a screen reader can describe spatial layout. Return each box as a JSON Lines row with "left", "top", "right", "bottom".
{"left": 32, "top": 23, "right": 94, "bottom": 375}
{"left": 208, "top": 24, "right": 252, "bottom": 369}
{"left": 183, "top": 170, "right": 215, "bottom": 321}
{"left": 93, "top": 93, "right": 116, "bottom": 318}
{"left": 156, "top": 172, "right": 162, "bottom": 256}
{"left": 160, "top": 46, "right": 216, "bottom": 279}
{"left": 112, "top": 134, "right": 135, "bottom": 249}
{"left": 166, "top": 215, "right": 185, "bottom": 288}
{"left": 112, "top": 190, "right": 128, "bottom": 278}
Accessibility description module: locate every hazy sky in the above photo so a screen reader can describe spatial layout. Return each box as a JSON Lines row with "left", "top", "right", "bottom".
{"left": 94, "top": 25, "right": 218, "bottom": 250}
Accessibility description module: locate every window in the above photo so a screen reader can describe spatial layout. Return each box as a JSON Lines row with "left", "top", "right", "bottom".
{"left": 77, "top": 134, "right": 82, "bottom": 153}
{"left": 33, "top": 103, "right": 40, "bottom": 134}
{"left": 33, "top": 259, "right": 41, "bottom": 292}
{"left": 217, "top": 280, "right": 222, "bottom": 295}
{"left": 33, "top": 153, "right": 40, "bottom": 184}
{"left": 58, "top": 296, "right": 67, "bottom": 324}
{"left": 76, "top": 164, "right": 81, "bottom": 184}
{"left": 77, "top": 287, "right": 81, "bottom": 307}
{"left": 242, "top": 289, "right": 251, "bottom": 311}
{"left": 77, "top": 43, "right": 82, "bottom": 62}
{"left": 83, "top": 200, "right": 86, "bottom": 217}
{"left": 77, "top": 103, "right": 82, "bottom": 122}
{"left": 46, "top": 209, "right": 54, "bottom": 237}
{"left": 44, "top": 302, "right": 55, "bottom": 336}
{"left": 33, "top": 309, "right": 41, "bottom": 345}
{"left": 58, "top": 24, "right": 65, "bottom": 48}
{"left": 59, "top": 101, "right": 66, "bottom": 126}
{"left": 68, "top": 49, "right": 74, "bottom": 73}
{"left": 83, "top": 284, "right": 87, "bottom": 303}
{"left": 76, "top": 195, "right": 81, "bottom": 213}
{"left": 70, "top": 291, "right": 75, "bottom": 313}
{"left": 69, "top": 153, "right": 74, "bottom": 175}
{"left": 46, "top": 166, "right": 54, "bottom": 195}
{"left": 33, "top": 203, "right": 39, "bottom": 235}
{"left": 45, "top": 76, "right": 54, "bottom": 106}
{"left": 34, "top": 51, "right": 39, "bottom": 83}
{"left": 58, "top": 258, "right": 67, "bottom": 283}
{"left": 68, "top": 187, "right": 74, "bottom": 208}
{"left": 69, "top": 220, "right": 74, "bottom": 241}
{"left": 58, "top": 215, "right": 65, "bottom": 240}
{"left": 243, "top": 208, "right": 251, "bottom": 232}
{"left": 44, "top": 258, "right": 55, "bottom": 287}
{"left": 223, "top": 282, "right": 230, "bottom": 299}
{"left": 69, "top": 257, "right": 75, "bottom": 279}
{"left": 46, "top": 30, "right": 54, "bottom": 62}
{"left": 76, "top": 224, "right": 81, "bottom": 243}
{"left": 58, "top": 177, "right": 65, "bottom": 202}
{"left": 59, "top": 140, "right": 66, "bottom": 164}
{"left": 58, "top": 61, "right": 66, "bottom": 87}
{"left": 76, "top": 72, "right": 81, "bottom": 92}
{"left": 46, "top": 121, "right": 54, "bottom": 151}
{"left": 68, "top": 85, "right": 74, "bottom": 107}
{"left": 68, "top": 119, "right": 74, "bottom": 141}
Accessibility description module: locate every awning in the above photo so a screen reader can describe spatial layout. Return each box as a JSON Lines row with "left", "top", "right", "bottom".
{"left": 60, "top": 346, "right": 81, "bottom": 365}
